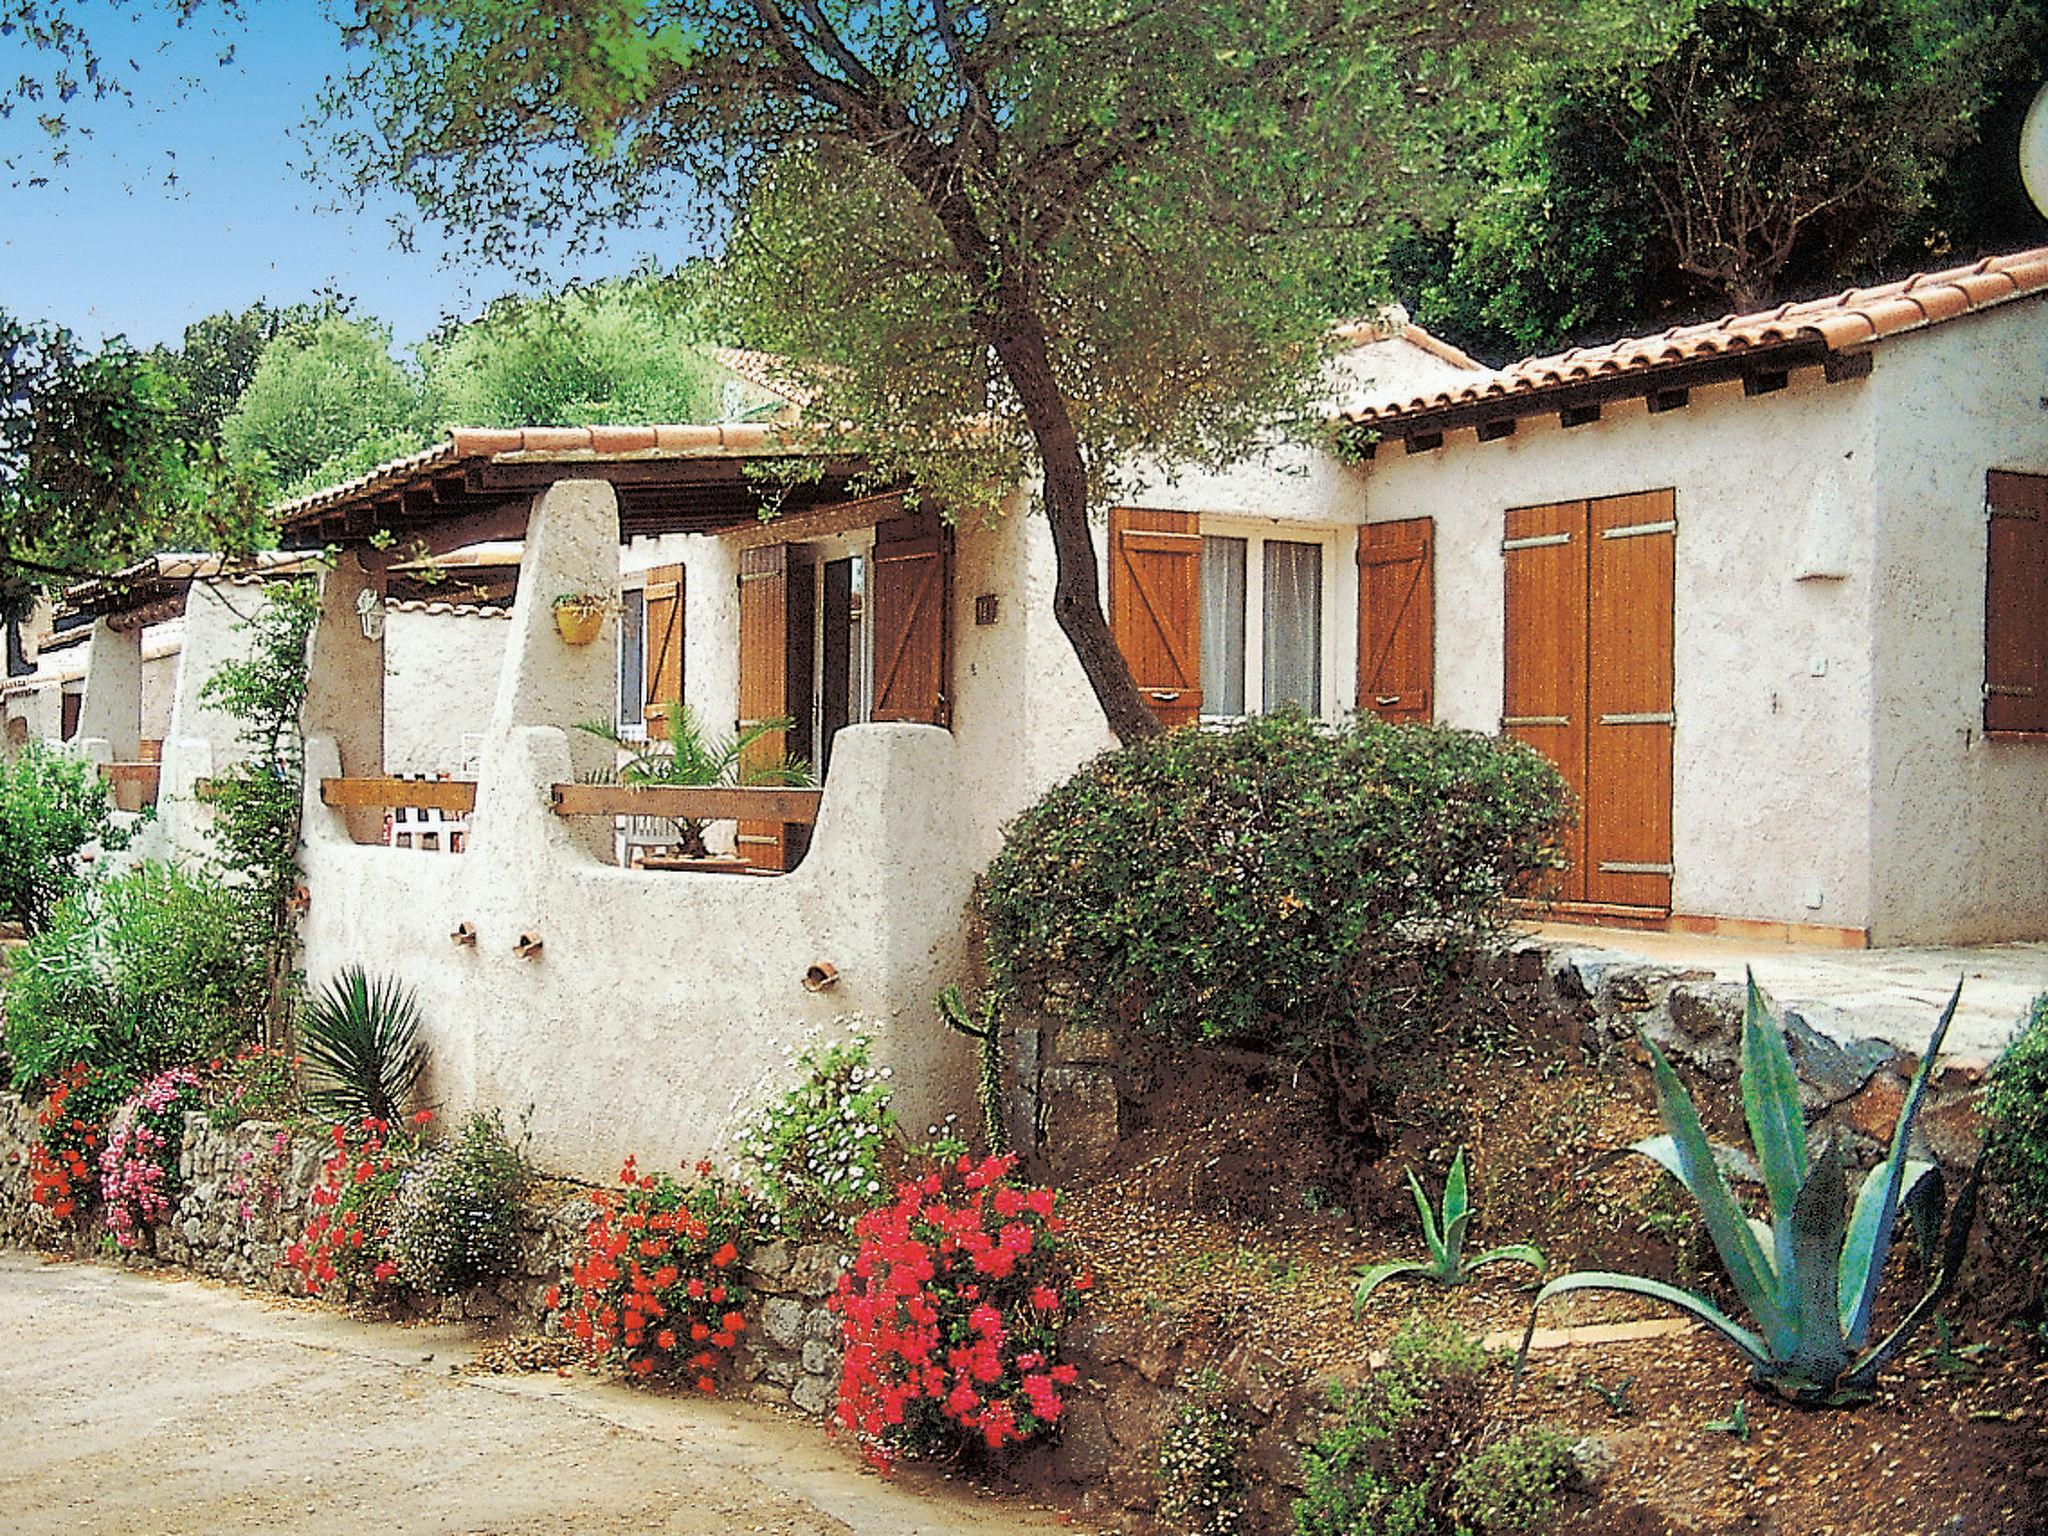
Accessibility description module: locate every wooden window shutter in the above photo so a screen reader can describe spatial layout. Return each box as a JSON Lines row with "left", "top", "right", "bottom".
{"left": 736, "top": 544, "right": 792, "bottom": 870}
{"left": 870, "top": 509, "right": 953, "bottom": 726}
{"left": 1356, "top": 518, "right": 1434, "bottom": 722}
{"left": 1986, "top": 470, "right": 2048, "bottom": 734}
{"left": 641, "top": 564, "right": 685, "bottom": 740}
{"left": 1108, "top": 507, "right": 1202, "bottom": 728}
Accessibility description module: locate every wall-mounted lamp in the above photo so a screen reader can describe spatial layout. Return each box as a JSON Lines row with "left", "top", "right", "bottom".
{"left": 450, "top": 922, "right": 477, "bottom": 947}
{"left": 355, "top": 587, "right": 386, "bottom": 642}
{"left": 285, "top": 885, "right": 311, "bottom": 916}
{"left": 802, "top": 962, "right": 840, "bottom": 993}
{"left": 514, "top": 931, "right": 544, "bottom": 961}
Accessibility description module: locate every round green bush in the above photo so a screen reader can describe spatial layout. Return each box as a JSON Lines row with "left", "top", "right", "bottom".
{"left": 1986, "top": 993, "right": 2048, "bottom": 1277}
{"left": 979, "top": 711, "right": 1569, "bottom": 1055}
{"left": 387, "top": 1112, "right": 529, "bottom": 1296}
{"left": 0, "top": 743, "right": 120, "bottom": 934}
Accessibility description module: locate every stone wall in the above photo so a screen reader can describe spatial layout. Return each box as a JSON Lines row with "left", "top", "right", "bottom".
{"left": 0, "top": 1097, "right": 837, "bottom": 1412}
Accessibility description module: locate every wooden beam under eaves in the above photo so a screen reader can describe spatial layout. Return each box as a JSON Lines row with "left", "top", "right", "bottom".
{"left": 1743, "top": 367, "right": 1790, "bottom": 397}
{"left": 1560, "top": 402, "right": 1601, "bottom": 428}
{"left": 1823, "top": 349, "right": 1874, "bottom": 383}
{"left": 1647, "top": 387, "right": 1690, "bottom": 414}
{"left": 1403, "top": 431, "right": 1444, "bottom": 455}
{"left": 1475, "top": 418, "right": 1517, "bottom": 443}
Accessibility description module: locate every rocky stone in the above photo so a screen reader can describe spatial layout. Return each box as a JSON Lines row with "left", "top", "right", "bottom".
{"left": 790, "top": 1371, "right": 834, "bottom": 1416}
{"left": 763, "top": 1357, "right": 797, "bottom": 1387}
{"left": 1569, "top": 1435, "right": 1615, "bottom": 1491}
{"left": 800, "top": 1338, "right": 837, "bottom": 1376}
{"left": 1048, "top": 1397, "right": 1114, "bottom": 1483}
{"left": 1042, "top": 1065, "right": 1122, "bottom": 1179}
{"left": 1786, "top": 1010, "right": 1894, "bottom": 1104}
{"left": 761, "top": 1296, "right": 805, "bottom": 1349}
{"left": 1842, "top": 1071, "right": 1908, "bottom": 1143}
{"left": 786, "top": 1245, "right": 841, "bottom": 1299}
{"left": 1666, "top": 982, "right": 1740, "bottom": 1043}
{"left": 747, "top": 1240, "right": 792, "bottom": 1281}
{"left": 802, "top": 1307, "right": 838, "bottom": 1342}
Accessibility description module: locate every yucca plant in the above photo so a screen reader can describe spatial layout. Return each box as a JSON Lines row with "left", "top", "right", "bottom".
{"left": 1519, "top": 971, "right": 1983, "bottom": 1406}
{"left": 576, "top": 699, "right": 812, "bottom": 857}
{"left": 1353, "top": 1148, "right": 1545, "bottom": 1312}
{"left": 301, "top": 966, "right": 428, "bottom": 1124}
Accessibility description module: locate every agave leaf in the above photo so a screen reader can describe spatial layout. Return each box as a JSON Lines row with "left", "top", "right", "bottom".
{"left": 1842, "top": 977, "right": 1963, "bottom": 1350}
{"left": 1842, "top": 1151, "right": 1985, "bottom": 1394}
{"left": 1630, "top": 1134, "right": 1766, "bottom": 1188}
{"left": 1642, "top": 1035, "right": 1790, "bottom": 1353}
{"left": 1444, "top": 1149, "right": 1470, "bottom": 1234}
{"left": 1518, "top": 1272, "right": 1770, "bottom": 1381}
{"left": 1785, "top": 1135, "right": 1850, "bottom": 1385}
{"left": 1467, "top": 1244, "right": 1546, "bottom": 1277}
{"left": 1407, "top": 1168, "right": 1446, "bottom": 1267}
{"left": 1840, "top": 1159, "right": 1942, "bottom": 1327}
{"left": 1740, "top": 971, "right": 1809, "bottom": 1286}
{"left": 1353, "top": 1260, "right": 1433, "bottom": 1315}
{"left": 1901, "top": 1162, "right": 1948, "bottom": 1271}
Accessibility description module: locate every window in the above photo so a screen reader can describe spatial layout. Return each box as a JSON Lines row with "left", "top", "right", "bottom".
{"left": 1200, "top": 536, "right": 1247, "bottom": 716}
{"left": 1986, "top": 469, "right": 2048, "bottom": 735}
{"left": 1195, "top": 530, "right": 1327, "bottom": 719}
{"left": 618, "top": 587, "right": 646, "bottom": 732}
{"left": 1262, "top": 539, "right": 1323, "bottom": 713}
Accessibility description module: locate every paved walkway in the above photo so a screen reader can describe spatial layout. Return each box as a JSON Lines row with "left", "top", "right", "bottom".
{"left": 0, "top": 1252, "right": 1079, "bottom": 1536}
{"left": 1527, "top": 922, "right": 2048, "bottom": 1059}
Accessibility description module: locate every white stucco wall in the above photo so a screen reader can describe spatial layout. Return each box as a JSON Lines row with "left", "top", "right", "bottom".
{"left": 382, "top": 606, "right": 512, "bottom": 775}
{"left": 158, "top": 580, "right": 274, "bottom": 865}
{"left": 1352, "top": 369, "right": 1884, "bottom": 934}
{"left": 1865, "top": 309, "right": 2048, "bottom": 943}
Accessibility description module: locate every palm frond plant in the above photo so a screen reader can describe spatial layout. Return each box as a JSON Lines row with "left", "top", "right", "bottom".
{"left": 301, "top": 966, "right": 428, "bottom": 1125}
{"left": 576, "top": 700, "right": 812, "bottom": 858}
{"left": 1518, "top": 971, "right": 1983, "bottom": 1407}
{"left": 1353, "top": 1148, "right": 1545, "bottom": 1312}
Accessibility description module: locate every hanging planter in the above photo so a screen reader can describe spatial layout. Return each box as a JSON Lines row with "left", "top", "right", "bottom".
{"left": 552, "top": 593, "right": 609, "bottom": 646}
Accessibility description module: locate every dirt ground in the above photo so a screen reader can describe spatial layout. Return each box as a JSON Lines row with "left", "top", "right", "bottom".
{"left": 0, "top": 1251, "right": 1083, "bottom": 1536}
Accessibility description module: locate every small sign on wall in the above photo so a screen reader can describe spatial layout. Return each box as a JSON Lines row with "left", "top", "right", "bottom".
{"left": 974, "top": 593, "right": 1000, "bottom": 626}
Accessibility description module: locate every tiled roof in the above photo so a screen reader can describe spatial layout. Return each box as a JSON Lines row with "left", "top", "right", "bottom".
{"left": 271, "top": 422, "right": 799, "bottom": 526}
{"left": 1329, "top": 315, "right": 1488, "bottom": 373}
{"left": 1339, "top": 245, "right": 2048, "bottom": 431}
{"left": 383, "top": 597, "right": 513, "bottom": 619}
{"left": 709, "top": 346, "right": 817, "bottom": 409}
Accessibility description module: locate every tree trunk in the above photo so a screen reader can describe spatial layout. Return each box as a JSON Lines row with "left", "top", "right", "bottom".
{"left": 986, "top": 314, "right": 1163, "bottom": 747}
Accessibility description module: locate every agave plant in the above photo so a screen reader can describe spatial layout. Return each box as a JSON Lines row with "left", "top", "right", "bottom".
{"left": 1353, "top": 1148, "right": 1545, "bottom": 1312}
{"left": 576, "top": 699, "right": 811, "bottom": 857}
{"left": 1519, "top": 972, "right": 1983, "bottom": 1406}
{"left": 301, "top": 966, "right": 428, "bottom": 1125}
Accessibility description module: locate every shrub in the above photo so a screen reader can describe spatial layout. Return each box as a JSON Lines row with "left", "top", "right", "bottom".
{"left": 1448, "top": 1430, "right": 1579, "bottom": 1536}
{"left": 4, "top": 862, "right": 262, "bottom": 1092}
{"left": 0, "top": 743, "right": 117, "bottom": 934}
{"left": 979, "top": 713, "right": 1567, "bottom": 1140}
{"left": 300, "top": 967, "right": 428, "bottom": 1124}
{"left": 1295, "top": 1319, "right": 1492, "bottom": 1536}
{"left": 98, "top": 1067, "right": 205, "bottom": 1249}
{"left": 551, "top": 1156, "right": 756, "bottom": 1389}
{"left": 387, "top": 1111, "right": 529, "bottom": 1295}
{"left": 204, "top": 1042, "right": 304, "bottom": 1129}
{"left": 738, "top": 1031, "right": 897, "bottom": 1240}
{"left": 1987, "top": 992, "right": 2048, "bottom": 1277}
{"left": 1157, "top": 1386, "right": 1252, "bottom": 1536}
{"left": 832, "top": 1152, "right": 1090, "bottom": 1469}
{"left": 27, "top": 1062, "right": 135, "bottom": 1219}
{"left": 282, "top": 1115, "right": 431, "bottom": 1298}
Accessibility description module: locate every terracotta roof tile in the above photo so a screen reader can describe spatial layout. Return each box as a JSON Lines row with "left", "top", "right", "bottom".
{"left": 1341, "top": 244, "right": 2048, "bottom": 431}
{"left": 709, "top": 346, "right": 818, "bottom": 408}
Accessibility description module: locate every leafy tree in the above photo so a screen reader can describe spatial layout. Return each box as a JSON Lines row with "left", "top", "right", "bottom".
{"left": 329, "top": 0, "right": 1587, "bottom": 745}
{"left": 420, "top": 278, "right": 727, "bottom": 428}
{"left": 219, "top": 314, "right": 429, "bottom": 498}
{"left": 153, "top": 296, "right": 354, "bottom": 449}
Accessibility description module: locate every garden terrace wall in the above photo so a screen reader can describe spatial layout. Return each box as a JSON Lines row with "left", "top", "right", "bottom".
{"left": 0, "top": 1097, "right": 836, "bottom": 1402}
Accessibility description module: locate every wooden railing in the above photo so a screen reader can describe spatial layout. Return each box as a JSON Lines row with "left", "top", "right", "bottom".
{"left": 320, "top": 777, "right": 479, "bottom": 814}
{"left": 97, "top": 761, "right": 161, "bottom": 809}
{"left": 548, "top": 783, "right": 823, "bottom": 824}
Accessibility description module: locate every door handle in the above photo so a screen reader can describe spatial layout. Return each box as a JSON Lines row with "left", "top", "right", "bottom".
{"left": 1149, "top": 690, "right": 1181, "bottom": 702}
{"left": 1375, "top": 695, "right": 1401, "bottom": 707}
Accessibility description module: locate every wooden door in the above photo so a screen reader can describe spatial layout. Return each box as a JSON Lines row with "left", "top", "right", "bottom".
{"left": 1586, "top": 492, "right": 1675, "bottom": 909}
{"left": 1108, "top": 507, "right": 1202, "bottom": 728}
{"left": 870, "top": 510, "right": 952, "bottom": 726}
{"left": 736, "top": 543, "right": 791, "bottom": 870}
{"left": 1986, "top": 470, "right": 2048, "bottom": 733}
{"left": 1357, "top": 518, "right": 1434, "bottom": 722}
{"left": 1503, "top": 501, "right": 1590, "bottom": 901}
{"left": 641, "top": 564, "right": 684, "bottom": 740}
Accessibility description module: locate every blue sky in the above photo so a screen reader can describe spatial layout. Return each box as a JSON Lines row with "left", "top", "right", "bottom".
{"left": 0, "top": 3, "right": 694, "bottom": 351}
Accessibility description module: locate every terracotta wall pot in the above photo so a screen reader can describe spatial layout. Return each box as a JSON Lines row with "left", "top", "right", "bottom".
{"left": 554, "top": 605, "right": 604, "bottom": 645}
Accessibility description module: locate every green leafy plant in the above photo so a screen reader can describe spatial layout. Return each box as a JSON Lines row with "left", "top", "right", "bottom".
{"left": 577, "top": 699, "right": 811, "bottom": 859}
{"left": 1520, "top": 972, "right": 1983, "bottom": 1407}
{"left": 1354, "top": 1149, "right": 1545, "bottom": 1312}
{"left": 1704, "top": 1400, "right": 1751, "bottom": 1440}
{"left": 1157, "top": 1381, "right": 1251, "bottom": 1536}
{"left": 387, "top": 1110, "right": 529, "bottom": 1295}
{"left": 737, "top": 1030, "right": 896, "bottom": 1240}
{"left": 0, "top": 743, "right": 118, "bottom": 934}
{"left": 300, "top": 966, "right": 428, "bottom": 1125}
{"left": 1584, "top": 1375, "right": 1635, "bottom": 1417}
{"left": 1296, "top": 1319, "right": 1574, "bottom": 1536}
{"left": 937, "top": 983, "right": 1006, "bottom": 1154}
{"left": 1985, "top": 992, "right": 2048, "bottom": 1284}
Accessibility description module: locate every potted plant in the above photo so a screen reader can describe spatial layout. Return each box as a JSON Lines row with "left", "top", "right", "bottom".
{"left": 551, "top": 593, "right": 610, "bottom": 645}
{"left": 576, "top": 699, "right": 814, "bottom": 860}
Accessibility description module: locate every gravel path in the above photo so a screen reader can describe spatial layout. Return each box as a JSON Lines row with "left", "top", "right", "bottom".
{"left": 0, "top": 1251, "right": 1075, "bottom": 1536}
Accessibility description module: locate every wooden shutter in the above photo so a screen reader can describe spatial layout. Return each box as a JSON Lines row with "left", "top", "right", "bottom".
{"left": 736, "top": 544, "right": 791, "bottom": 870}
{"left": 870, "top": 509, "right": 953, "bottom": 726}
{"left": 1986, "top": 470, "right": 2048, "bottom": 734}
{"left": 1108, "top": 507, "right": 1202, "bottom": 728}
{"left": 641, "top": 564, "right": 684, "bottom": 740}
{"left": 1357, "top": 518, "right": 1434, "bottom": 722}
{"left": 1585, "top": 491, "right": 1675, "bottom": 910}
{"left": 1503, "top": 501, "right": 1590, "bottom": 902}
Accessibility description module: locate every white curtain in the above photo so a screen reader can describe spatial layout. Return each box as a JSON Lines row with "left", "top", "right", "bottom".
{"left": 1201, "top": 536, "right": 1247, "bottom": 716}
{"left": 1262, "top": 540, "right": 1322, "bottom": 714}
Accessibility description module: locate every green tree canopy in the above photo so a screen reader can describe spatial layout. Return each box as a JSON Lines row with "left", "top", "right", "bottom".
{"left": 419, "top": 278, "right": 728, "bottom": 428}
{"left": 153, "top": 296, "right": 355, "bottom": 450}
{"left": 219, "top": 314, "right": 429, "bottom": 498}
{"left": 330, "top": 0, "right": 1603, "bottom": 743}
